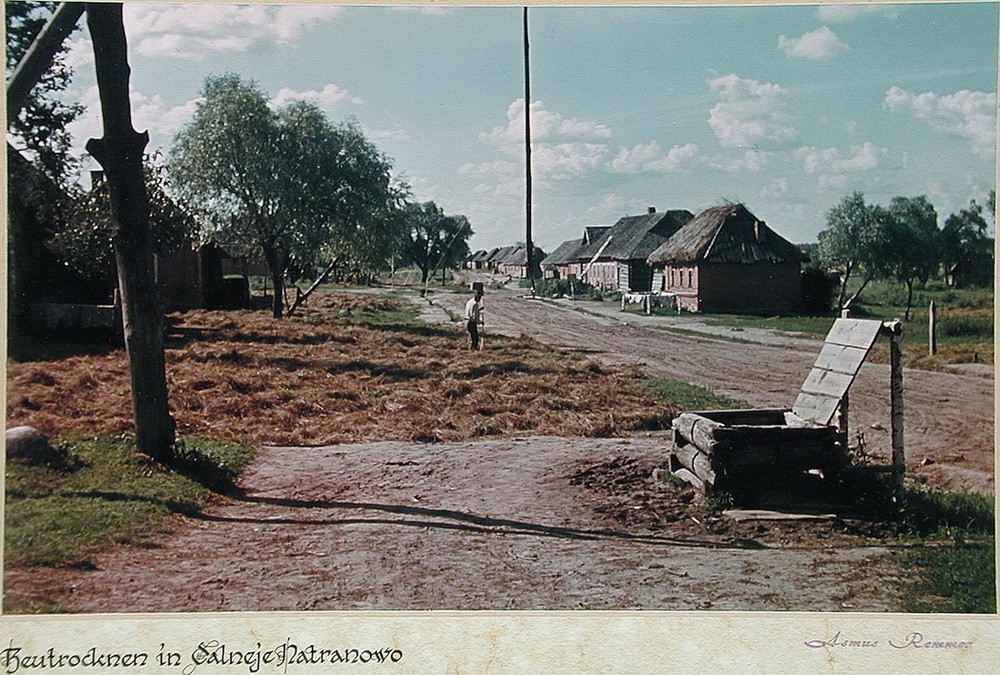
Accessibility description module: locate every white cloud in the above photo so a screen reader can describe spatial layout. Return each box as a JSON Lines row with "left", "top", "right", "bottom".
{"left": 361, "top": 126, "right": 412, "bottom": 143}
{"left": 760, "top": 178, "right": 789, "bottom": 200}
{"left": 64, "top": 37, "right": 95, "bottom": 70}
{"left": 481, "top": 98, "right": 611, "bottom": 157}
{"left": 458, "top": 160, "right": 520, "bottom": 177}
{"left": 816, "top": 5, "right": 899, "bottom": 22}
{"left": 270, "top": 84, "right": 365, "bottom": 114}
{"left": 818, "top": 174, "right": 849, "bottom": 192}
{"left": 124, "top": 4, "right": 344, "bottom": 59}
{"left": 393, "top": 6, "right": 454, "bottom": 17}
{"left": 795, "top": 141, "right": 884, "bottom": 174}
{"left": 609, "top": 141, "right": 698, "bottom": 173}
{"left": 707, "top": 74, "right": 796, "bottom": 148}
{"left": 131, "top": 92, "right": 202, "bottom": 150}
{"left": 62, "top": 86, "right": 201, "bottom": 159}
{"left": 884, "top": 86, "right": 997, "bottom": 154}
{"left": 708, "top": 149, "right": 772, "bottom": 173}
{"left": 778, "top": 26, "right": 848, "bottom": 60}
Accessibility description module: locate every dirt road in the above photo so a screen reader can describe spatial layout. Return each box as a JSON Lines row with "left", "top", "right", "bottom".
{"left": 434, "top": 281, "right": 994, "bottom": 496}
{"left": 5, "top": 436, "right": 901, "bottom": 612}
{"left": 7, "top": 284, "right": 991, "bottom": 613}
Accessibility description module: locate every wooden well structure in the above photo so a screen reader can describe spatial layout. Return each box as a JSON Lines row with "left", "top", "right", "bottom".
{"left": 668, "top": 318, "right": 904, "bottom": 495}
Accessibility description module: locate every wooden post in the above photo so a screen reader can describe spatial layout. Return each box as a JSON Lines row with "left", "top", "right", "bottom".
{"left": 883, "top": 320, "right": 905, "bottom": 487}
{"left": 85, "top": 2, "right": 175, "bottom": 461}
{"left": 928, "top": 300, "right": 937, "bottom": 356}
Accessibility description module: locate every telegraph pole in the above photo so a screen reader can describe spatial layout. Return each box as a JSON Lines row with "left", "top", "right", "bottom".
{"left": 523, "top": 7, "right": 536, "bottom": 294}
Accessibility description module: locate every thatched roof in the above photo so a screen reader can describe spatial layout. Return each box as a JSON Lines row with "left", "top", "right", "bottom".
{"left": 469, "top": 249, "right": 492, "bottom": 263}
{"left": 541, "top": 239, "right": 585, "bottom": 267}
{"left": 647, "top": 204, "right": 805, "bottom": 265}
{"left": 587, "top": 209, "right": 694, "bottom": 262}
{"left": 487, "top": 245, "right": 519, "bottom": 263}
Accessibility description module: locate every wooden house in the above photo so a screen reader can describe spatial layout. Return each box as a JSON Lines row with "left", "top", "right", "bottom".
{"left": 582, "top": 208, "right": 694, "bottom": 291}
{"left": 540, "top": 239, "right": 584, "bottom": 279}
{"left": 647, "top": 203, "right": 805, "bottom": 313}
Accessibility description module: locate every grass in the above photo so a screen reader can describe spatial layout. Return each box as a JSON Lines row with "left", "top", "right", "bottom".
{"left": 643, "top": 377, "right": 748, "bottom": 411}
{"left": 846, "top": 471, "right": 996, "bottom": 613}
{"left": 4, "top": 434, "right": 255, "bottom": 571}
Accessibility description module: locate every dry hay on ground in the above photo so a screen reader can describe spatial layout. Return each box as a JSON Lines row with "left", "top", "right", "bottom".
{"left": 7, "top": 293, "right": 679, "bottom": 446}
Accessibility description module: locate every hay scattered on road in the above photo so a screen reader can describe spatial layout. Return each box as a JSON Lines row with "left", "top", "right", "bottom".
{"left": 7, "top": 293, "right": 679, "bottom": 446}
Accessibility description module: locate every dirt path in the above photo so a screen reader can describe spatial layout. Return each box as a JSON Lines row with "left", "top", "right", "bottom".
{"left": 435, "top": 280, "right": 994, "bottom": 496}
{"left": 7, "top": 283, "right": 990, "bottom": 613}
{"left": 6, "top": 436, "right": 901, "bottom": 612}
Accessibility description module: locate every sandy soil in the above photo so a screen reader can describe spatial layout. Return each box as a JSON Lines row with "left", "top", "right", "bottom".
{"left": 5, "top": 435, "right": 902, "bottom": 612}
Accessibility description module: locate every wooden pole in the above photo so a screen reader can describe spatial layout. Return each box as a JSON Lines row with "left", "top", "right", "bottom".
{"left": 85, "top": 2, "right": 175, "bottom": 460}
{"left": 6, "top": 3, "right": 85, "bottom": 120}
{"left": 884, "top": 321, "right": 905, "bottom": 486}
{"left": 523, "top": 7, "right": 536, "bottom": 295}
{"left": 928, "top": 300, "right": 937, "bottom": 356}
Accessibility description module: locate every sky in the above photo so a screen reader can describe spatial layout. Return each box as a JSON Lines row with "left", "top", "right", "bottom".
{"left": 52, "top": 2, "right": 1000, "bottom": 252}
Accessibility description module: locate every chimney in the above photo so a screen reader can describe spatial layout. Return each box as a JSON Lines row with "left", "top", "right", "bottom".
{"left": 647, "top": 206, "right": 656, "bottom": 214}
{"left": 754, "top": 220, "right": 767, "bottom": 244}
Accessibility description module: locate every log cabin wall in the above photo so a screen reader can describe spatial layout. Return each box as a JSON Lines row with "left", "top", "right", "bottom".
{"left": 697, "top": 262, "right": 802, "bottom": 313}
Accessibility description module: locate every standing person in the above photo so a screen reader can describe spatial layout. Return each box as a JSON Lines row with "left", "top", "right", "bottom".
{"left": 465, "top": 288, "right": 484, "bottom": 350}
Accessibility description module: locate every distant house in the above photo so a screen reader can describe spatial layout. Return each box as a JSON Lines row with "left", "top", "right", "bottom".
{"left": 582, "top": 208, "right": 694, "bottom": 291}
{"left": 485, "top": 245, "right": 518, "bottom": 272}
{"left": 496, "top": 245, "right": 546, "bottom": 279}
{"left": 466, "top": 249, "right": 493, "bottom": 270}
{"left": 540, "top": 238, "right": 585, "bottom": 279}
{"left": 647, "top": 203, "right": 805, "bottom": 313}
{"left": 947, "top": 248, "right": 994, "bottom": 288}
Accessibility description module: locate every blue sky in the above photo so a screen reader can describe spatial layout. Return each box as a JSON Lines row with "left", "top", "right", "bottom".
{"left": 58, "top": 2, "right": 998, "bottom": 251}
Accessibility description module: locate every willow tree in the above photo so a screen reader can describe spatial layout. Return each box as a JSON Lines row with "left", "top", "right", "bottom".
{"left": 169, "top": 74, "right": 398, "bottom": 317}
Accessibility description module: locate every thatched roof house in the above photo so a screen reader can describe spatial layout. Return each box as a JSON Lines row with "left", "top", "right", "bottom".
{"left": 583, "top": 207, "right": 694, "bottom": 291}
{"left": 647, "top": 203, "right": 805, "bottom": 313}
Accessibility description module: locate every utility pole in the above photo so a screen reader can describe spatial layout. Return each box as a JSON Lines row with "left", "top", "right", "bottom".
{"left": 523, "top": 7, "right": 536, "bottom": 294}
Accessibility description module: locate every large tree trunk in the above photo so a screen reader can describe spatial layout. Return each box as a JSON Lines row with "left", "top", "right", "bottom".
{"left": 85, "top": 3, "right": 175, "bottom": 461}
{"left": 262, "top": 243, "right": 286, "bottom": 318}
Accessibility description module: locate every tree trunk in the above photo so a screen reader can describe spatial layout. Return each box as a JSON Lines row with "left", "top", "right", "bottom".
{"left": 262, "top": 243, "right": 286, "bottom": 318}
{"left": 844, "top": 271, "right": 873, "bottom": 309}
{"left": 84, "top": 2, "right": 175, "bottom": 461}
{"left": 836, "top": 265, "right": 852, "bottom": 311}
{"left": 904, "top": 278, "right": 914, "bottom": 321}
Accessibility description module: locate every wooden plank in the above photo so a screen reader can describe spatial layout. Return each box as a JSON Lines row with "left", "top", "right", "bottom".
{"left": 823, "top": 318, "right": 883, "bottom": 349}
{"left": 812, "top": 343, "right": 870, "bottom": 375}
{"left": 791, "top": 391, "right": 842, "bottom": 427}
{"left": 799, "top": 368, "right": 855, "bottom": 399}
{"left": 671, "top": 467, "right": 704, "bottom": 491}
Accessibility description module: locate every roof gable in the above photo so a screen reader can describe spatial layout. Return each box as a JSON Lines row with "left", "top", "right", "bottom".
{"left": 647, "top": 204, "right": 804, "bottom": 265}
{"left": 590, "top": 209, "right": 695, "bottom": 261}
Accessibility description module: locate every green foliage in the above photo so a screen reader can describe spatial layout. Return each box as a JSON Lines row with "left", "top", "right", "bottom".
{"left": 528, "top": 277, "right": 597, "bottom": 298}
{"left": 169, "top": 73, "right": 401, "bottom": 316}
{"left": 818, "top": 192, "right": 905, "bottom": 310}
{"left": 644, "top": 377, "right": 748, "bottom": 411}
{"left": 5, "top": 1, "right": 85, "bottom": 185}
{"left": 400, "top": 201, "right": 473, "bottom": 285}
{"left": 4, "top": 434, "right": 255, "bottom": 570}
{"left": 46, "top": 154, "right": 198, "bottom": 285}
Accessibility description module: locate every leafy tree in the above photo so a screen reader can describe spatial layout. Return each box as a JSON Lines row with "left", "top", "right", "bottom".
{"left": 48, "top": 154, "right": 198, "bottom": 290}
{"left": 941, "top": 196, "right": 993, "bottom": 287}
{"left": 400, "top": 201, "right": 473, "bottom": 290}
{"left": 169, "top": 74, "right": 399, "bottom": 317}
{"left": 5, "top": 1, "right": 84, "bottom": 185}
{"left": 887, "top": 196, "right": 939, "bottom": 320}
{"left": 818, "top": 192, "right": 902, "bottom": 311}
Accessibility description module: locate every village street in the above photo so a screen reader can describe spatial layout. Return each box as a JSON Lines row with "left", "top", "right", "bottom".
{"left": 7, "top": 282, "right": 992, "bottom": 614}
{"left": 432, "top": 278, "right": 995, "bottom": 497}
